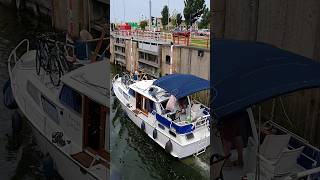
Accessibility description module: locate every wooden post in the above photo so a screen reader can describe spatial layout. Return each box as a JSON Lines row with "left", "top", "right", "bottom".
{"left": 91, "top": 25, "right": 107, "bottom": 63}
{"left": 212, "top": 0, "right": 226, "bottom": 38}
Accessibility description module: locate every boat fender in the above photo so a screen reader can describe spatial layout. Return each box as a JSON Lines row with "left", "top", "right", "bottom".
{"left": 2, "top": 79, "right": 9, "bottom": 94}
{"left": 165, "top": 140, "right": 173, "bottom": 153}
{"left": 141, "top": 121, "right": 145, "bottom": 131}
{"left": 153, "top": 129, "right": 157, "bottom": 139}
{"left": 3, "top": 79, "right": 18, "bottom": 109}
{"left": 12, "top": 111, "right": 22, "bottom": 134}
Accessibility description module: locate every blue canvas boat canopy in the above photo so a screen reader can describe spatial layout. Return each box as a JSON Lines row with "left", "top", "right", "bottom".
{"left": 153, "top": 74, "right": 209, "bottom": 99}
{"left": 212, "top": 39, "right": 320, "bottom": 119}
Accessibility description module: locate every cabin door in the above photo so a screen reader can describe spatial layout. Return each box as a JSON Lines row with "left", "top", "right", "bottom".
{"left": 136, "top": 93, "right": 155, "bottom": 115}
{"left": 136, "top": 93, "right": 149, "bottom": 114}
{"left": 83, "top": 97, "right": 107, "bottom": 153}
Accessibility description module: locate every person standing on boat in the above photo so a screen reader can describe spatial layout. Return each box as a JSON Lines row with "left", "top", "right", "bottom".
{"left": 220, "top": 110, "right": 247, "bottom": 167}
{"left": 166, "top": 95, "right": 177, "bottom": 112}
{"left": 166, "top": 96, "right": 188, "bottom": 113}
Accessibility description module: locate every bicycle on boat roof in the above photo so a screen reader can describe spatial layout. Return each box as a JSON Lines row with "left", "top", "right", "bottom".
{"left": 35, "top": 33, "right": 71, "bottom": 86}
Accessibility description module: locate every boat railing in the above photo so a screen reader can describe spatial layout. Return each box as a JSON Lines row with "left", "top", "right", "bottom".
{"left": 263, "top": 120, "right": 320, "bottom": 179}
{"left": 193, "top": 99, "right": 210, "bottom": 110}
{"left": 194, "top": 114, "right": 210, "bottom": 129}
{"left": 7, "top": 39, "right": 30, "bottom": 78}
{"left": 112, "top": 74, "right": 120, "bottom": 83}
{"left": 283, "top": 166, "right": 320, "bottom": 180}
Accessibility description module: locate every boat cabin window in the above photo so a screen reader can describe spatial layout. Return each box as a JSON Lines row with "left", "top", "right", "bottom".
{"left": 27, "top": 81, "right": 40, "bottom": 104}
{"left": 146, "top": 99, "right": 156, "bottom": 113}
{"left": 136, "top": 93, "right": 156, "bottom": 114}
{"left": 128, "top": 88, "right": 135, "bottom": 97}
{"left": 41, "top": 95, "right": 59, "bottom": 124}
{"left": 59, "top": 85, "right": 82, "bottom": 114}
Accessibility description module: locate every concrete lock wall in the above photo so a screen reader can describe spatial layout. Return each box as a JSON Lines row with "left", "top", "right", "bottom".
{"left": 110, "top": 36, "right": 115, "bottom": 64}
{"left": 213, "top": 0, "right": 320, "bottom": 145}
{"left": 110, "top": 36, "right": 210, "bottom": 80}
{"left": 0, "top": 0, "right": 106, "bottom": 37}
{"left": 125, "top": 40, "right": 138, "bottom": 72}
{"left": 161, "top": 45, "right": 210, "bottom": 80}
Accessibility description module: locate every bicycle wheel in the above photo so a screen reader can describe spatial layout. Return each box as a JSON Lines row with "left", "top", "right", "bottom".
{"left": 35, "top": 46, "right": 41, "bottom": 75}
{"left": 42, "top": 42, "right": 50, "bottom": 72}
{"left": 58, "top": 52, "right": 70, "bottom": 73}
{"left": 48, "top": 55, "right": 62, "bottom": 86}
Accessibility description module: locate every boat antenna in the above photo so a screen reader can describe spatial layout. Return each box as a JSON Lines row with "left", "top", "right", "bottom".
{"left": 123, "top": 0, "right": 126, "bottom": 22}
{"left": 170, "top": 42, "right": 174, "bottom": 74}
{"left": 149, "top": 0, "right": 152, "bottom": 31}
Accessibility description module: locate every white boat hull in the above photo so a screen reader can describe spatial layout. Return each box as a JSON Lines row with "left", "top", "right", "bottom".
{"left": 31, "top": 124, "right": 99, "bottom": 180}
{"left": 113, "top": 78, "right": 210, "bottom": 159}
{"left": 8, "top": 42, "right": 108, "bottom": 180}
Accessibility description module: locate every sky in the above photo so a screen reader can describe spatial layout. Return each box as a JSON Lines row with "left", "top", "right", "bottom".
{"left": 110, "top": 0, "right": 210, "bottom": 23}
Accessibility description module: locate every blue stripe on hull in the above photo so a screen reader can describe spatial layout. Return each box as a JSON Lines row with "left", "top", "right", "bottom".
{"left": 155, "top": 113, "right": 194, "bottom": 134}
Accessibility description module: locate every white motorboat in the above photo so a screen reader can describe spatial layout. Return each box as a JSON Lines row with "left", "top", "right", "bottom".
{"left": 112, "top": 73, "right": 210, "bottom": 159}
{"left": 6, "top": 39, "right": 110, "bottom": 180}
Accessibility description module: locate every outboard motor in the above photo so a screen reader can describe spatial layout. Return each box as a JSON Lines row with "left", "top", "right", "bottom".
{"left": 3, "top": 79, "right": 18, "bottom": 109}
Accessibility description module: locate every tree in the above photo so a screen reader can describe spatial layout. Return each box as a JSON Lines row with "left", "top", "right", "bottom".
{"left": 183, "top": 0, "right": 206, "bottom": 29}
{"left": 140, "top": 20, "right": 148, "bottom": 30}
{"left": 161, "top": 5, "right": 169, "bottom": 29}
{"left": 176, "top": 13, "right": 183, "bottom": 26}
{"left": 198, "top": 7, "right": 210, "bottom": 29}
{"left": 170, "top": 13, "right": 177, "bottom": 28}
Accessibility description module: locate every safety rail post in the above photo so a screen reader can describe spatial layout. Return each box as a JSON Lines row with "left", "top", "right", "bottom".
{"left": 187, "top": 34, "right": 190, "bottom": 46}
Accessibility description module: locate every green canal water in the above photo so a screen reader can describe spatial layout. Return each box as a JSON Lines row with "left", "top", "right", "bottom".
{"left": 110, "top": 65, "right": 211, "bottom": 180}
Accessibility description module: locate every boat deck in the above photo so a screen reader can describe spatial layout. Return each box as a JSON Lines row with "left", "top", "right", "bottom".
{"left": 71, "top": 150, "right": 110, "bottom": 169}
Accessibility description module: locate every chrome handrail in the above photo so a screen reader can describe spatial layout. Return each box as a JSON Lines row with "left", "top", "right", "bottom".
{"left": 283, "top": 166, "right": 320, "bottom": 180}
{"left": 112, "top": 74, "right": 120, "bottom": 83}
{"left": 194, "top": 114, "right": 210, "bottom": 129}
{"left": 7, "top": 39, "right": 30, "bottom": 78}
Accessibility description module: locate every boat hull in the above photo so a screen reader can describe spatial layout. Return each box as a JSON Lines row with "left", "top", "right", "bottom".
{"left": 31, "top": 123, "right": 99, "bottom": 180}
{"left": 8, "top": 48, "right": 107, "bottom": 180}
{"left": 113, "top": 79, "right": 210, "bottom": 159}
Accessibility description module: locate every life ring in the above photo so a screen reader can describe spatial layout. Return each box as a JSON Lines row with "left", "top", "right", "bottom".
{"left": 153, "top": 129, "right": 157, "bottom": 139}
{"left": 141, "top": 121, "right": 145, "bottom": 131}
{"left": 165, "top": 140, "right": 173, "bottom": 153}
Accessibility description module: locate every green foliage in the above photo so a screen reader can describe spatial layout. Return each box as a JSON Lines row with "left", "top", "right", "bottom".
{"left": 198, "top": 7, "right": 210, "bottom": 29}
{"left": 161, "top": 5, "right": 169, "bottom": 27}
{"left": 140, "top": 20, "right": 148, "bottom": 30}
{"left": 171, "top": 13, "right": 177, "bottom": 27}
{"left": 176, "top": 13, "right": 183, "bottom": 26}
{"left": 183, "top": 0, "right": 206, "bottom": 28}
